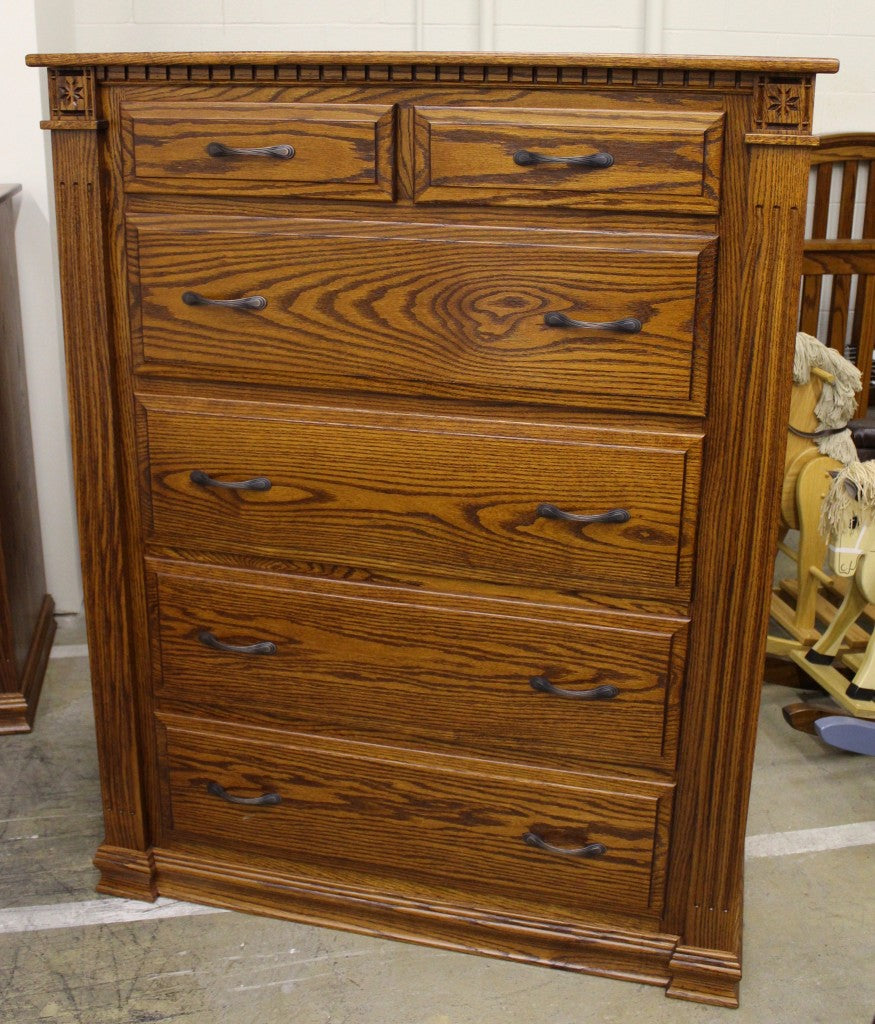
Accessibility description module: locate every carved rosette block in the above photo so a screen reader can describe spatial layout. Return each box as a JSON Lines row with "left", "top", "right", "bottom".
{"left": 753, "top": 74, "right": 813, "bottom": 135}
{"left": 43, "top": 67, "right": 104, "bottom": 130}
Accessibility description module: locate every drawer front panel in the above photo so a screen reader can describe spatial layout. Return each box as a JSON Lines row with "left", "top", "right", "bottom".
{"left": 133, "top": 222, "right": 714, "bottom": 414}
{"left": 413, "top": 106, "right": 724, "bottom": 211}
{"left": 158, "top": 719, "right": 671, "bottom": 918}
{"left": 151, "top": 566, "right": 686, "bottom": 771}
{"left": 142, "top": 402, "right": 702, "bottom": 600}
{"left": 122, "top": 103, "right": 394, "bottom": 199}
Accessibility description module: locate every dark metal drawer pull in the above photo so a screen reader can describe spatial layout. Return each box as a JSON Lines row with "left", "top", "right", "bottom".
{"left": 529, "top": 675, "right": 619, "bottom": 701}
{"left": 182, "top": 290, "right": 267, "bottom": 311}
{"left": 536, "top": 503, "right": 630, "bottom": 526}
{"left": 206, "top": 141, "right": 295, "bottom": 160}
{"left": 513, "top": 150, "right": 613, "bottom": 169}
{"left": 544, "top": 311, "right": 642, "bottom": 333}
{"left": 522, "top": 831, "right": 607, "bottom": 858}
{"left": 190, "top": 469, "right": 272, "bottom": 492}
{"left": 206, "top": 780, "right": 282, "bottom": 806}
{"left": 198, "top": 630, "right": 277, "bottom": 656}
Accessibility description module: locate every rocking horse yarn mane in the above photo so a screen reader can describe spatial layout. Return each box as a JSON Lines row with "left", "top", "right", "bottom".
{"left": 818, "top": 461, "right": 875, "bottom": 537}
{"left": 793, "top": 332, "right": 862, "bottom": 464}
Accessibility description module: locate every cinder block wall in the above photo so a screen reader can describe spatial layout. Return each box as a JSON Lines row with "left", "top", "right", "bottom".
{"left": 71, "top": 0, "right": 875, "bottom": 132}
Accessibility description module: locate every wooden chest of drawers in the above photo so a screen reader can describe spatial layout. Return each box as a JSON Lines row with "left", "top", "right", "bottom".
{"left": 31, "top": 50, "right": 837, "bottom": 1007}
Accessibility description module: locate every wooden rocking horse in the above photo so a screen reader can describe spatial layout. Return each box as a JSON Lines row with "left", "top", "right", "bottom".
{"left": 785, "top": 463, "right": 875, "bottom": 755}
{"left": 768, "top": 332, "right": 863, "bottom": 655}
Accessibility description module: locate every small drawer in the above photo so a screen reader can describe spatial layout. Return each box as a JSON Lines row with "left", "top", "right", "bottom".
{"left": 413, "top": 106, "right": 724, "bottom": 212}
{"left": 131, "top": 219, "right": 715, "bottom": 415}
{"left": 157, "top": 718, "right": 673, "bottom": 919}
{"left": 121, "top": 102, "right": 394, "bottom": 200}
{"left": 150, "top": 565, "right": 687, "bottom": 772}
{"left": 141, "top": 399, "right": 702, "bottom": 603}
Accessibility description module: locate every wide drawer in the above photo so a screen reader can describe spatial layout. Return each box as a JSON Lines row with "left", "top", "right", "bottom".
{"left": 131, "top": 220, "right": 714, "bottom": 415}
{"left": 150, "top": 565, "right": 687, "bottom": 772}
{"left": 413, "top": 106, "right": 724, "bottom": 212}
{"left": 121, "top": 102, "right": 394, "bottom": 200}
{"left": 157, "top": 718, "right": 672, "bottom": 919}
{"left": 141, "top": 399, "right": 702, "bottom": 602}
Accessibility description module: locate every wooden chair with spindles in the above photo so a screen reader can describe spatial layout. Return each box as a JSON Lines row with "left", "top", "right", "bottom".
{"left": 799, "top": 133, "right": 875, "bottom": 415}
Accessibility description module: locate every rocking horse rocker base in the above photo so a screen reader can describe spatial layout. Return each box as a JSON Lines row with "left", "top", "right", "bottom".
{"left": 768, "top": 333, "right": 864, "bottom": 655}
{"left": 788, "top": 646, "right": 875, "bottom": 719}
{"left": 784, "top": 463, "right": 875, "bottom": 754}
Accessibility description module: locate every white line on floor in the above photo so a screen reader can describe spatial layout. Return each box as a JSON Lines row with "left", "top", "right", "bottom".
{"left": 49, "top": 644, "right": 89, "bottom": 660}
{"left": 0, "top": 822, "right": 871, "bottom": 936}
{"left": 745, "top": 820, "right": 875, "bottom": 858}
{"left": 0, "top": 897, "right": 227, "bottom": 935}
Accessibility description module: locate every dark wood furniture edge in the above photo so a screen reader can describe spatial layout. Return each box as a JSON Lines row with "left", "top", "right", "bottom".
{"left": 0, "top": 184, "right": 54, "bottom": 735}
{"left": 781, "top": 701, "right": 848, "bottom": 734}
{"left": 0, "top": 595, "right": 56, "bottom": 734}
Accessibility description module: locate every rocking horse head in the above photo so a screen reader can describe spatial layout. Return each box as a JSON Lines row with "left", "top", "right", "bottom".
{"left": 789, "top": 332, "right": 862, "bottom": 465}
{"left": 819, "top": 463, "right": 875, "bottom": 576}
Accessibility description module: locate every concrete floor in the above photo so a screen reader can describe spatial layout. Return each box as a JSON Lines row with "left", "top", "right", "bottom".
{"left": 1, "top": 617, "right": 873, "bottom": 1024}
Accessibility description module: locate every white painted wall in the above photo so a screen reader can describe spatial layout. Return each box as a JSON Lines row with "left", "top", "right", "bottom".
{"left": 66, "top": 0, "right": 875, "bottom": 133}
{"left": 4, "top": 2, "right": 82, "bottom": 614}
{"left": 10, "top": 0, "right": 875, "bottom": 615}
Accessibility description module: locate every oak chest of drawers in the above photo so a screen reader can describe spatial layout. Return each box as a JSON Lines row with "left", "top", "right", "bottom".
{"left": 31, "top": 50, "right": 837, "bottom": 1007}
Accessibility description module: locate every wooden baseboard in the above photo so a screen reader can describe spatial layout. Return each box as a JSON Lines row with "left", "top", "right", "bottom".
{"left": 93, "top": 846, "right": 741, "bottom": 1004}
{"left": 0, "top": 595, "right": 56, "bottom": 734}
{"left": 666, "top": 946, "right": 742, "bottom": 1008}
{"left": 94, "top": 844, "right": 159, "bottom": 901}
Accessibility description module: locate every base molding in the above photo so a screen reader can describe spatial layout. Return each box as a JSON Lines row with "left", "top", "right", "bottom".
{"left": 94, "top": 844, "right": 159, "bottom": 901}
{"left": 0, "top": 595, "right": 56, "bottom": 734}
{"left": 86, "top": 847, "right": 749, "bottom": 1004}
{"left": 666, "top": 945, "right": 742, "bottom": 1008}
{"left": 153, "top": 848, "right": 683, "bottom": 990}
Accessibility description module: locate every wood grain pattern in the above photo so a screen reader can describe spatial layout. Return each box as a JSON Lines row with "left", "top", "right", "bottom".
{"left": 665, "top": 133, "right": 813, "bottom": 1005}
{"left": 413, "top": 106, "right": 724, "bottom": 212}
{"left": 123, "top": 101, "right": 394, "bottom": 200}
{"left": 157, "top": 715, "right": 671, "bottom": 920}
{"left": 131, "top": 220, "right": 715, "bottom": 414}
{"left": 141, "top": 398, "right": 701, "bottom": 601}
{"left": 149, "top": 562, "right": 687, "bottom": 773}
{"left": 799, "top": 134, "right": 875, "bottom": 413}
{"left": 47, "top": 128, "right": 151, "bottom": 869}
{"left": 154, "top": 846, "right": 679, "bottom": 984}
{"left": 25, "top": 51, "right": 839, "bottom": 74}
{"left": 0, "top": 186, "right": 55, "bottom": 732}
{"left": 34, "top": 51, "right": 835, "bottom": 1006}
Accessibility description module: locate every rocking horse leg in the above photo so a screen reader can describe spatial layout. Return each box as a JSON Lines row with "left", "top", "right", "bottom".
{"left": 809, "top": 579, "right": 868, "bottom": 660}
{"left": 793, "top": 458, "right": 834, "bottom": 634}
{"left": 845, "top": 628, "right": 875, "bottom": 702}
